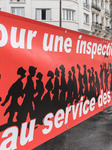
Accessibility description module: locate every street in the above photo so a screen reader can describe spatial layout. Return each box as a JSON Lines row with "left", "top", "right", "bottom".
{"left": 33, "top": 106, "right": 112, "bottom": 150}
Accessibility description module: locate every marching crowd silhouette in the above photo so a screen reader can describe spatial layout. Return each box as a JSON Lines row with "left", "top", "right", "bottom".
{"left": 1, "top": 63, "right": 112, "bottom": 127}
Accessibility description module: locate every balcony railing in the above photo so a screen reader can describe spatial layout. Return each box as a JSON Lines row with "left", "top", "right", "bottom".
{"left": 105, "top": 26, "right": 110, "bottom": 32}
{"left": 83, "top": 3, "right": 90, "bottom": 10}
{"left": 92, "top": 22, "right": 102, "bottom": 30}
{"left": 105, "top": 9, "right": 110, "bottom": 16}
{"left": 10, "top": 0, "right": 25, "bottom": 2}
{"left": 91, "top": 3, "right": 101, "bottom": 11}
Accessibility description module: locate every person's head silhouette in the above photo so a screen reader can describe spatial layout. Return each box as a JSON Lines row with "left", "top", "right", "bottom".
{"left": 68, "top": 71, "right": 72, "bottom": 79}
{"left": 71, "top": 66, "right": 75, "bottom": 73}
{"left": 36, "top": 72, "right": 43, "bottom": 80}
{"left": 47, "top": 71, "right": 54, "bottom": 79}
{"left": 55, "top": 68, "right": 59, "bottom": 77}
{"left": 59, "top": 65, "right": 65, "bottom": 72}
{"left": 29, "top": 66, "right": 37, "bottom": 77}
{"left": 17, "top": 67, "right": 26, "bottom": 78}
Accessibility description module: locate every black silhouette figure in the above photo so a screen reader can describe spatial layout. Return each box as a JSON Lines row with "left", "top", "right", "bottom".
{"left": 52, "top": 68, "right": 60, "bottom": 114}
{"left": 88, "top": 69, "right": 92, "bottom": 99}
{"left": 18, "top": 66, "right": 37, "bottom": 123}
{"left": 59, "top": 65, "right": 67, "bottom": 109}
{"left": 1, "top": 67, "right": 26, "bottom": 124}
{"left": 100, "top": 64, "right": 104, "bottom": 90}
{"left": 42, "top": 70, "right": 54, "bottom": 118}
{"left": 66, "top": 71, "right": 73, "bottom": 104}
{"left": 104, "top": 63, "right": 110, "bottom": 92}
{"left": 77, "top": 64, "right": 84, "bottom": 101}
{"left": 110, "top": 63, "right": 112, "bottom": 91}
{"left": 83, "top": 65, "right": 88, "bottom": 100}
{"left": 91, "top": 67, "right": 96, "bottom": 98}
{"left": 95, "top": 71, "right": 100, "bottom": 100}
{"left": 71, "top": 66, "right": 78, "bottom": 102}
{"left": 34, "top": 72, "right": 44, "bottom": 125}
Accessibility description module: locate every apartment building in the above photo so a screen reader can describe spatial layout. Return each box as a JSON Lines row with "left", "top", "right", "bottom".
{"left": 0, "top": 0, "right": 111, "bottom": 40}
{"left": 91, "top": 0, "right": 111, "bottom": 39}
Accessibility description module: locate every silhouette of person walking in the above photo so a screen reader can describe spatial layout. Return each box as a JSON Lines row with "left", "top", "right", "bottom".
{"left": 66, "top": 71, "right": 73, "bottom": 104}
{"left": 88, "top": 69, "right": 92, "bottom": 99}
{"left": 95, "top": 71, "right": 100, "bottom": 100}
{"left": 104, "top": 63, "right": 109, "bottom": 91}
{"left": 1, "top": 67, "right": 26, "bottom": 124}
{"left": 110, "top": 63, "right": 112, "bottom": 91}
{"left": 42, "top": 70, "right": 54, "bottom": 117}
{"left": 35, "top": 72, "right": 44, "bottom": 107}
{"left": 100, "top": 64, "right": 104, "bottom": 90}
{"left": 71, "top": 66, "right": 78, "bottom": 102}
{"left": 77, "top": 64, "right": 84, "bottom": 101}
{"left": 34, "top": 72, "right": 44, "bottom": 125}
{"left": 83, "top": 65, "right": 88, "bottom": 100}
{"left": 59, "top": 65, "right": 67, "bottom": 109}
{"left": 18, "top": 66, "right": 37, "bottom": 123}
{"left": 91, "top": 67, "right": 96, "bottom": 98}
{"left": 52, "top": 68, "right": 60, "bottom": 113}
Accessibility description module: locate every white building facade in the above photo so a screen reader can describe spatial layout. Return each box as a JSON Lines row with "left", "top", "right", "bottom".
{"left": 0, "top": 0, "right": 111, "bottom": 40}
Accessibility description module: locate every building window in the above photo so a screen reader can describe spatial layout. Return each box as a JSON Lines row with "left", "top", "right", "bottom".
{"left": 11, "top": 7, "right": 25, "bottom": 16}
{"left": 92, "top": 13, "right": 95, "bottom": 22}
{"left": 106, "top": 17, "right": 108, "bottom": 26}
{"left": 84, "top": 13, "right": 89, "bottom": 24}
{"left": 93, "top": 0, "right": 98, "bottom": 5}
{"left": 105, "top": 1, "right": 109, "bottom": 16}
{"left": 101, "top": 0, "right": 104, "bottom": 8}
{"left": 83, "top": 0, "right": 89, "bottom": 5}
{"left": 102, "top": 17, "right": 104, "bottom": 26}
{"left": 83, "top": 0, "right": 90, "bottom": 9}
{"left": 96, "top": 14, "right": 99, "bottom": 23}
{"left": 63, "top": 9, "right": 75, "bottom": 21}
{"left": 105, "top": 1, "right": 108, "bottom": 9}
{"left": 84, "top": 0, "right": 88, "bottom": 3}
{"left": 36, "top": 9, "right": 51, "bottom": 20}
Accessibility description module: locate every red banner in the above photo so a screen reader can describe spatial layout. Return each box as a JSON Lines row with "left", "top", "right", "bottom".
{"left": 0, "top": 11, "right": 112, "bottom": 150}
